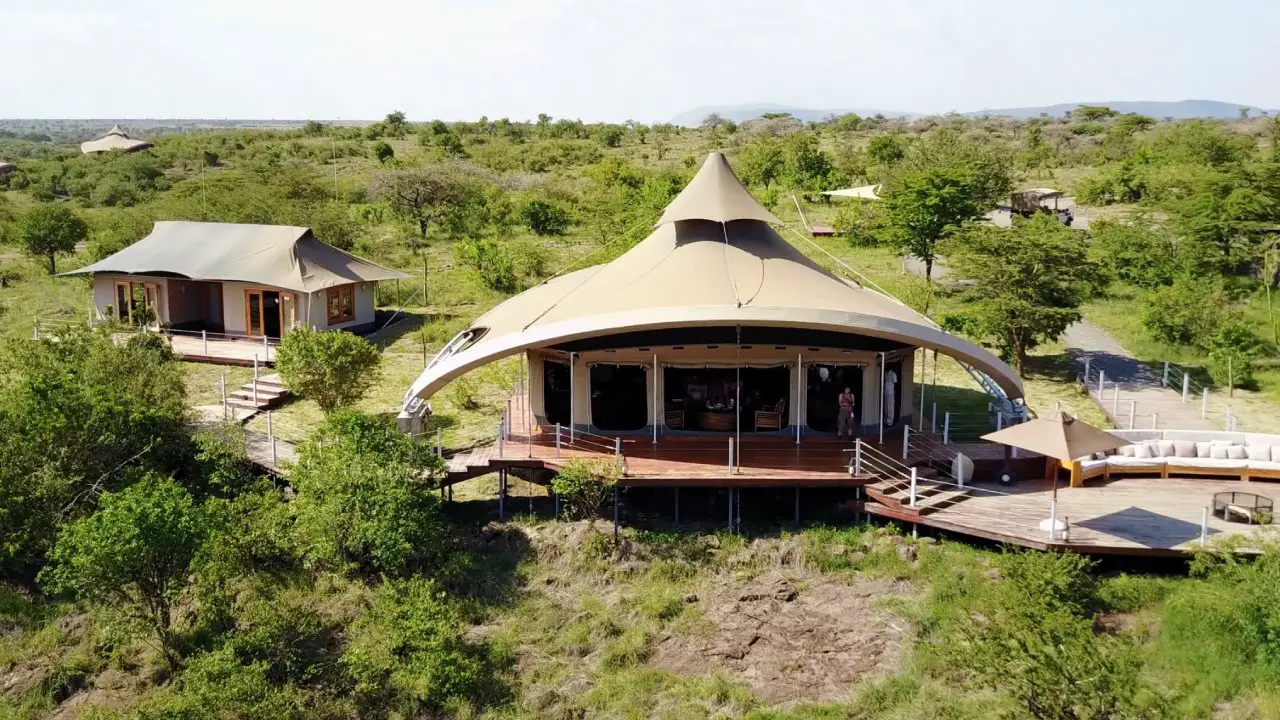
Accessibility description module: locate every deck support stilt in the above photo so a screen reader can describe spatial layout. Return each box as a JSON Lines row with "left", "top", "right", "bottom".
{"left": 912, "top": 523, "right": 918, "bottom": 540}
{"left": 728, "top": 487, "right": 734, "bottom": 533}
{"left": 498, "top": 469, "right": 506, "bottom": 521}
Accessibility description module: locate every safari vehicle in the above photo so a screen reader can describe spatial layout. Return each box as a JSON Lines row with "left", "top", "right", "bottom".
{"left": 1010, "top": 188, "right": 1073, "bottom": 226}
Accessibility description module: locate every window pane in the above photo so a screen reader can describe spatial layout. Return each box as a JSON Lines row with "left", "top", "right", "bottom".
{"left": 116, "top": 285, "right": 129, "bottom": 319}
{"left": 341, "top": 288, "right": 353, "bottom": 319}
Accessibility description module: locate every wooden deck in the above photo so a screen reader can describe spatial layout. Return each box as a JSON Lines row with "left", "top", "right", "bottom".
{"left": 867, "top": 475, "right": 1280, "bottom": 556}
{"left": 113, "top": 330, "right": 277, "bottom": 366}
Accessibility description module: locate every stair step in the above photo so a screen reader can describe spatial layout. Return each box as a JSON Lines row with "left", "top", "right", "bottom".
{"left": 231, "top": 389, "right": 284, "bottom": 400}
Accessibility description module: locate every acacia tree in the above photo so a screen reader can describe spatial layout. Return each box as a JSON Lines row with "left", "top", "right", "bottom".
{"left": 882, "top": 166, "right": 984, "bottom": 282}
{"left": 737, "top": 136, "right": 785, "bottom": 188}
{"left": 942, "top": 215, "right": 1096, "bottom": 375}
{"left": 41, "top": 475, "right": 212, "bottom": 670}
{"left": 17, "top": 203, "right": 88, "bottom": 273}
{"left": 369, "top": 166, "right": 477, "bottom": 303}
{"left": 275, "top": 327, "right": 381, "bottom": 413}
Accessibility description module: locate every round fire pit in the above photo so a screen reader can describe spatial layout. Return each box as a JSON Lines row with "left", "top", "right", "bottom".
{"left": 1213, "top": 491, "right": 1274, "bottom": 525}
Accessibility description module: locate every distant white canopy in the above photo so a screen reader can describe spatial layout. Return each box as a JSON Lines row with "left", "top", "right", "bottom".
{"left": 80, "top": 126, "right": 153, "bottom": 154}
{"left": 823, "top": 184, "right": 882, "bottom": 200}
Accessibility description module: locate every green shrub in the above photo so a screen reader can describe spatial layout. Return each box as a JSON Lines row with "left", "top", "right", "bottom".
{"left": 1140, "top": 276, "right": 1227, "bottom": 346}
{"left": 275, "top": 327, "right": 381, "bottom": 413}
{"left": 517, "top": 197, "right": 572, "bottom": 235}
{"left": 455, "top": 236, "right": 518, "bottom": 292}
{"left": 343, "top": 578, "right": 494, "bottom": 715}
{"left": 1206, "top": 318, "right": 1263, "bottom": 388}
{"left": 1087, "top": 218, "right": 1179, "bottom": 288}
{"left": 551, "top": 458, "right": 620, "bottom": 520}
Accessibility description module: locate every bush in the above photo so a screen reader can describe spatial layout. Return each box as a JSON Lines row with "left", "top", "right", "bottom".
{"left": 551, "top": 459, "right": 620, "bottom": 520}
{"left": 343, "top": 579, "right": 494, "bottom": 715}
{"left": 372, "top": 141, "right": 394, "bottom": 163}
{"left": 291, "top": 411, "right": 448, "bottom": 577}
{"left": 275, "top": 327, "right": 381, "bottom": 413}
{"left": 1140, "top": 276, "right": 1227, "bottom": 346}
{"left": 455, "top": 236, "right": 518, "bottom": 293}
{"left": 1087, "top": 218, "right": 1178, "bottom": 288}
{"left": 517, "top": 197, "right": 572, "bottom": 235}
{"left": 1207, "top": 319, "right": 1263, "bottom": 389}
{"left": 832, "top": 200, "right": 888, "bottom": 246}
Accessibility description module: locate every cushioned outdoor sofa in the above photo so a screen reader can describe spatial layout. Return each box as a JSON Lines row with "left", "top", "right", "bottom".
{"left": 1069, "top": 430, "right": 1280, "bottom": 487}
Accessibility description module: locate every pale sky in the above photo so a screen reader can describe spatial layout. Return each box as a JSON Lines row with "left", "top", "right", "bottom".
{"left": 3, "top": 0, "right": 1278, "bottom": 122}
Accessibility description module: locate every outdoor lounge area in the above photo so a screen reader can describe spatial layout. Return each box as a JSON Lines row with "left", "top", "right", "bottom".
{"left": 1070, "top": 429, "right": 1280, "bottom": 486}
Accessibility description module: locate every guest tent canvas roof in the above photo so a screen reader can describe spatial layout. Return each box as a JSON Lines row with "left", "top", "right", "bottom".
{"left": 404, "top": 153, "right": 1022, "bottom": 403}
{"left": 66, "top": 221, "right": 410, "bottom": 292}
{"left": 80, "top": 126, "right": 153, "bottom": 154}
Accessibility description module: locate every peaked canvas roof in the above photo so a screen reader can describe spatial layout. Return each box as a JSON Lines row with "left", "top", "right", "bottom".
{"left": 656, "top": 152, "right": 782, "bottom": 226}
{"left": 80, "top": 126, "right": 153, "bottom": 154}
{"left": 404, "top": 153, "right": 1023, "bottom": 404}
{"left": 66, "top": 221, "right": 409, "bottom": 292}
{"left": 823, "top": 184, "right": 882, "bottom": 200}
{"left": 981, "top": 412, "right": 1126, "bottom": 462}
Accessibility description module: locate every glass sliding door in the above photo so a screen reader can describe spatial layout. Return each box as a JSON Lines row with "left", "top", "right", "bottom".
{"left": 806, "top": 364, "right": 864, "bottom": 432}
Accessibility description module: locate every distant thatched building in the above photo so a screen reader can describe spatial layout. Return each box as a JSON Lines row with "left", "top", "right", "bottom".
{"left": 0, "top": 161, "right": 15, "bottom": 176}
{"left": 80, "top": 126, "right": 153, "bottom": 154}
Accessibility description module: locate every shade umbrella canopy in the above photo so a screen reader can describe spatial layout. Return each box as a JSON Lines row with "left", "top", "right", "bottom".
{"left": 981, "top": 412, "right": 1126, "bottom": 462}
{"left": 80, "top": 126, "right": 153, "bottom": 154}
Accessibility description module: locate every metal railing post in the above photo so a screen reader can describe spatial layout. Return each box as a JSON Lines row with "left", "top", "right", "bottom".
{"left": 930, "top": 402, "right": 937, "bottom": 433}
{"left": 996, "top": 411, "right": 1004, "bottom": 431}
{"left": 271, "top": 435, "right": 277, "bottom": 467}
{"left": 1128, "top": 400, "right": 1136, "bottom": 429}
{"left": 1201, "top": 388, "right": 1209, "bottom": 419}
{"left": 436, "top": 428, "right": 443, "bottom": 457}
{"left": 267, "top": 410, "right": 273, "bottom": 440}
{"left": 728, "top": 437, "right": 734, "bottom": 475}
{"left": 1112, "top": 385, "right": 1120, "bottom": 416}
{"left": 615, "top": 437, "right": 622, "bottom": 470}
{"left": 956, "top": 453, "right": 965, "bottom": 489}
{"left": 202, "top": 329, "right": 208, "bottom": 355}
{"left": 497, "top": 418, "right": 505, "bottom": 458}
{"left": 943, "top": 412, "right": 951, "bottom": 445}
{"left": 1201, "top": 506, "right": 1209, "bottom": 545}
{"left": 854, "top": 439, "right": 863, "bottom": 475}
{"left": 1152, "top": 412, "right": 1159, "bottom": 429}
{"left": 1162, "top": 360, "right": 1170, "bottom": 387}
{"left": 909, "top": 467, "right": 917, "bottom": 508}
{"left": 263, "top": 334, "right": 269, "bottom": 361}
{"left": 1182, "top": 372, "right": 1190, "bottom": 403}
{"left": 555, "top": 423, "right": 562, "bottom": 457}
{"left": 1097, "top": 369, "right": 1105, "bottom": 397}
{"left": 902, "top": 424, "right": 910, "bottom": 460}
{"left": 1083, "top": 356, "right": 1091, "bottom": 383}
{"left": 1048, "top": 500, "right": 1058, "bottom": 541}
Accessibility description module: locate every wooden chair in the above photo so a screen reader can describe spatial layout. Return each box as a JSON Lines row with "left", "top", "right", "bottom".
{"left": 664, "top": 409, "right": 685, "bottom": 430}
{"left": 755, "top": 398, "right": 786, "bottom": 431}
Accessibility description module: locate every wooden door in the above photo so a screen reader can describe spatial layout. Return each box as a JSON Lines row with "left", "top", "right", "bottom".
{"left": 280, "top": 293, "right": 296, "bottom": 335}
{"left": 245, "top": 289, "right": 264, "bottom": 337}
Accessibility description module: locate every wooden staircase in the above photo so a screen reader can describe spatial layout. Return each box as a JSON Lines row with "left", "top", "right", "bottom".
{"left": 227, "top": 373, "right": 289, "bottom": 411}
{"left": 863, "top": 465, "right": 970, "bottom": 516}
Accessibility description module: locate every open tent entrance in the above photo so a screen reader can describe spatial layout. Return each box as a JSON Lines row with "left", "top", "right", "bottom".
{"left": 590, "top": 364, "right": 648, "bottom": 431}
{"left": 663, "top": 366, "right": 790, "bottom": 432}
{"left": 543, "top": 360, "right": 571, "bottom": 427}
{"left": 807, "top": 364, "right": 864, "bottom": 432}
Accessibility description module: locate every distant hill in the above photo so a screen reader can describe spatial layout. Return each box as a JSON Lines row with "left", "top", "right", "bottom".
{"left": 672, "top": 99, "right": 1274, "bottom": 126}
{"left": 670, "top": 103, "right": 916, "bottom": 126}
{"left": 963, "top": 99, "right": 1274, "bottom": 120}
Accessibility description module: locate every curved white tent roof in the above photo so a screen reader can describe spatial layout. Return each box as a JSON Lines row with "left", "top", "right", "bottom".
{"left": 404, "top": 153, "right": 1022, "bottom": 404}
{"left": 80, "top": 126, "right": 153, "bottom": 154}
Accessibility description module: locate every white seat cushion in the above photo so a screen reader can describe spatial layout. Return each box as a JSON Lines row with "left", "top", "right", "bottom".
{"left": 1167, "top": 457, "right": 1248, "bottom": 470}
{"left": 1248, "top": 460, "right": 1280, "bottom": 472}
{"left": 1107, "top": 456, "right": 1165, "bottom": 468}
{"left": 1246, "top": 445, "right": 1272, "bottom": 461}
{"left": 1081, "top": 458, "right": 1108, "bottom": 471}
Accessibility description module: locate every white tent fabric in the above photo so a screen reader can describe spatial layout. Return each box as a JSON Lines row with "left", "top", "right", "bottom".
{"left": 403, "top": 154, "right": 1022, "bottom": 405}
{"left": 822, "top": 184, "right": 882, "bottom": 200}
{"left": 66, "top": 221, "right": 410, "bottom": 292}
{"left": 80, "top": 126, "right": 153, "bottom": 154}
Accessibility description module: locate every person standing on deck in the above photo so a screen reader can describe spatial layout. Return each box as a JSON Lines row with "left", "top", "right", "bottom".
{"left": 837, "top": 387, "right": 857, "bottom": 439}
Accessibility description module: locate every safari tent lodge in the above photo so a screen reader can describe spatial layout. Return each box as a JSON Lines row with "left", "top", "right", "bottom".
{"left": 403, "top": 154, "right": 1024, "bottom": 453}
{"left": 68, "top": 221, "right": 409, "bottom": 341}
